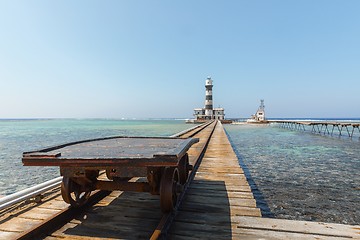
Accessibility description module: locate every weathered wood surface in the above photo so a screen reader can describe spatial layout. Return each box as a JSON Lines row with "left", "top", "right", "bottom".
{"left": 0, "top": 189, "right": 67, "bottom": 239}
{"left": 169, "top": 121, "right": 360, "bottom": 239}
{"left": 169, "top": 121, "right": 261, "bottom": 239}
{"left": 23, "top": 137, "right": 198, "bottom": 167}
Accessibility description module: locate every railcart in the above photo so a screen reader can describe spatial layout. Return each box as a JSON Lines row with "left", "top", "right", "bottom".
{"left": 22, "top": 136, "right": 198, "bottom": 213}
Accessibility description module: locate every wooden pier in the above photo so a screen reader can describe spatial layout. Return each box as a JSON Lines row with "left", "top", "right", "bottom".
{"left": 168, "top": 121, "right": 261, "bottom": 238}
{"left": 0, "top": 121, "right": 359, "bottom": 239}
{"left": 270, "top": 120, "right": 360, "bottom": 138}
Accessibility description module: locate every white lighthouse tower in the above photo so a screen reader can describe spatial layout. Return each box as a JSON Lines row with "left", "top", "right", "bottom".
{"left": 191, "top": 76, "right": 226, "bottom": 122}
{"left": 204, "top": 76, "right": 213, "bottom": 119}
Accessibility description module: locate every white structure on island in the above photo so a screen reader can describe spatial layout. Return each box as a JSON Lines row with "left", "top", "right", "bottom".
{"left": 192, "top": 77, "right": 225, "bottom": 121}
{"left": 247, "top": 99, "right": 267, "bottom": 123}
{"left": 204, "top": 77, "right": 213, "bottom": 117}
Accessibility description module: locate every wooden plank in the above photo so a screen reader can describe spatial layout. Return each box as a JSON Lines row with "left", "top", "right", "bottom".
{"left": 48, "top": 205, "right": 161, "bottom": 239}
{"left": 169, "top": 220, "right": 234, "bottom": 239}
{"left": 0, "top": 231, "right": 20, "bottom": 239}
{"left": 192, "top": 179, "right": 250, "bottom": 186}
{"left": 171, "top": 222, "right": 352, "bottom": 240}
{"left": 16, "top": 207, "right": 62, "bottom": 220}
{"left": 189, "top": 183, "right": 252, "bottom": 192}
{"left": 179, "top": 202, "right": 261, "bottom": 217}
{"left": 0, "top": 216, "right": 43, "bottom": 232}
{"left": 183, "top": 194, "right": 257, "bottom": 208}
{"left": 186, "top": 188, "right": 256, "bottom": 199}
{"left": 231, "top": 228, "right": 349, "bottom": 240}
{"left": 37, "top": 198, "right": 70, "bottom": 210}
{"left": 234, "top": 216, "right": 360, "bottom": 238}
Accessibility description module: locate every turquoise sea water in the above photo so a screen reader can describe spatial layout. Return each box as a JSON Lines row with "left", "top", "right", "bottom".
{"left": 0, "top": 119, "right": 191, "bottom": 196}
{"left": 225, "top": 123, "right": 360, "bottom": 225}
{"left": 1, "top": 119, "right": 359, "bottom": 225}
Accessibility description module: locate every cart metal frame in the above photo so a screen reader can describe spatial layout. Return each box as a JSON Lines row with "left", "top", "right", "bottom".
{"left": 22, "top": 136, "right": 199, "bottom": 212}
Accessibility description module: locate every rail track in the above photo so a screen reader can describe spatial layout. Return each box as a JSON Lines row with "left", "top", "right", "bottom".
{"left": 2, "top": 120, "right": 216, "bottom": 240}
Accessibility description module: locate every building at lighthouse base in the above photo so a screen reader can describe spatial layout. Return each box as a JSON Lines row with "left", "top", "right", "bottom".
{"left": 193, "top": 107, "right": 225, "bottom": 121}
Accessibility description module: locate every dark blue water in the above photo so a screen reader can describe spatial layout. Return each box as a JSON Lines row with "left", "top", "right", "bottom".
{"left": 225, "top": 123, "right": 360, "bottom": 225}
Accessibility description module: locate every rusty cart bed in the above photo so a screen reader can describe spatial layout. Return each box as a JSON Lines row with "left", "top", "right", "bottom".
{"left": 22, "top": 136, "right": 199, "bottom": 212}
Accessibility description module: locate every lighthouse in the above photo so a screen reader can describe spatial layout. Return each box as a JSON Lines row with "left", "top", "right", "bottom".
{"left": 191, "top": 76, "right": 225, "bottom": 122}
{"left": 204, "top": 76, "right": 213, "bottom": 119}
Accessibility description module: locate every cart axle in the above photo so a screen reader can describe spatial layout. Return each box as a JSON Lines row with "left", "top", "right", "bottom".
{"left": 94, "top": 180, "right": 152, "bottom": 193}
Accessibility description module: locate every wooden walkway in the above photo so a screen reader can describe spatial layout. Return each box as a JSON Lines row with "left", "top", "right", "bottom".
{"left": 169, "top": 122, "right": 360, "bottom": 239}
{"left": 169, "top": 121, "right": 260, "bottom": 239}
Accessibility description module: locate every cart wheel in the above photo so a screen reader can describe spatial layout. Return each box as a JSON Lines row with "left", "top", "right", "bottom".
{"left": 61, "top": 177, "right": 91, "bottom": 207}
{"left": 160, "top": 167, "right": 180, "bottom": 213}
{"left": 178, "top": 154, "right": 190, "bottom": 185}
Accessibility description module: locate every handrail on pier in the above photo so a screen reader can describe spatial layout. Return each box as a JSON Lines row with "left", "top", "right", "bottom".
{"left": 0, "top": 177, "right": 63, "bottom": 211}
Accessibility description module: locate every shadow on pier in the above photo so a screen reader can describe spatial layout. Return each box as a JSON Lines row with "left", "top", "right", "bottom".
{"left": 62, "top": 179, "right": 232, "bottom": 239}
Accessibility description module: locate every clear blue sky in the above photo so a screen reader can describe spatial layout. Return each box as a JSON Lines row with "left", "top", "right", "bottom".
{"left": 1, "top": 1, "right": 359, "bottom": 119}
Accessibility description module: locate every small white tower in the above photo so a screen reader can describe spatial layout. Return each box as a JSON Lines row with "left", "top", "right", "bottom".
{"left": 247, "top": 99, "right": 267, "bottom": 123}
{"left": 256, "top": 99, "right": 265, "bottom": 121}
{"left": 204, "top": 76, "right": 213, "bottom": 119}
